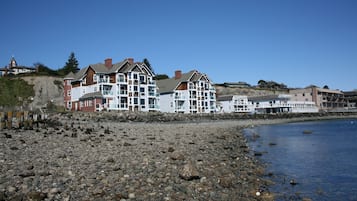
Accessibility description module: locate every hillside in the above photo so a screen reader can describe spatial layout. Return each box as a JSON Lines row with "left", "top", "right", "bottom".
{"left": 21, "top": 76, "right": 64, "bottom": 110}
{"left": 215, "top": 85, "right": 289, "bottom": 97}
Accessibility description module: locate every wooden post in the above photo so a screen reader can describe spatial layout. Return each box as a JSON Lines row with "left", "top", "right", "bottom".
{"left": 0, "top": 112, "right": 5, "bottom": 130}
{"left": 7, "top": 111, "right": 13, "bottom": 129}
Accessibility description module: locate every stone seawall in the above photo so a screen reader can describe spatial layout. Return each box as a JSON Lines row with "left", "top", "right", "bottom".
{"left": 52, "top": 111, "right": 357, "bottom": 124}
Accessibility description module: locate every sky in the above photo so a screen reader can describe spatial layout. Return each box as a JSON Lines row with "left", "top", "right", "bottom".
{"left": 1, "top": 0, "right": 356, "bottom": 91}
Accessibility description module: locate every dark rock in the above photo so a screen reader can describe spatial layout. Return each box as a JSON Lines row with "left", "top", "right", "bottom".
{"left": 123, "top": 142, "right": 131, "bottom": 146}
{"left": 10, "top": 146, "right": 19, "bottom": 150}
{"left": 219, "top": 174, "right": 235, "bottom": 188}
{"left": 4, "top": 133, "right": 12, "bottom": 138}
{"left": 19, "top": 171, "right": 35, "bottom": 178}
{"left": 27, "top": 191, "right": 47, "bottom": 201}
{"left": 168, "top": 147, "right": 175, "bottom": 152}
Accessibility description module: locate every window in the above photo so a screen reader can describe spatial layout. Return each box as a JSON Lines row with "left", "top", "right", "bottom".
{"left": 133, "top": 74, "right": 138, "bottom": 79}
{"left": 140, "top": 99, "right": 145, "bottom": 105}
{"left": 140, "top": 75, "right": 145, "bottom": 83}
{"left": 134, "top": 86, "right": 138, "bottom": 91}
{"left": 93, "top": 74, "right": 97, "bottom": 82}
{"left": 134, "top": 98, "right": 138, "bottom": 104}
{"left": 83, "top": 78, "right": 86, "bottom": 85}
{"left": 67, "top": 90, "right": 71, "bottom": 96}
{"left": 140, "top": 87, "right": 145, "bottom": 93}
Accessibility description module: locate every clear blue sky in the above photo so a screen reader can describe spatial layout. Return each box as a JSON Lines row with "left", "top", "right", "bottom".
{"left": 1, "top": 0, "right": 356, "bottom": 90}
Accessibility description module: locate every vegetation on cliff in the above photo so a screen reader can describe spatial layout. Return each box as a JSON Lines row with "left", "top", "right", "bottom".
{"left": 0, "top": 77, "right": 35, "bottom": 107}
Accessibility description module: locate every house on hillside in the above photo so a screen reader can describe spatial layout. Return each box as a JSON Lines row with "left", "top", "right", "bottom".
{"left": 0, "top": 57, "right": 36, "bottom": 76}
{"left": 157, "top": 70, "right": 216, "bottom": 113}
{"left": 290, "top": 86, "right": 345, "bottom": 111}
{"left": 64, "top": 58, "right": 159, "bottom": 112}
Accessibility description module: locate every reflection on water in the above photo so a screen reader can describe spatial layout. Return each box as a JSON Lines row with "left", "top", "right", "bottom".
{"left": 244, "top": 119, "right": 357, "bottom": 201}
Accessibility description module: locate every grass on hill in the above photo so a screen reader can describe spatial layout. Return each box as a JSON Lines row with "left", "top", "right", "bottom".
{"left": 0, "top": 77, "right": 35, "bottom": 108}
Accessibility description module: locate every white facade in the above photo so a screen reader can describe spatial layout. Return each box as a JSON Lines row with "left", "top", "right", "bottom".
{"left": 218, "top": 95, "right": 254, "bottom": 113}
{"left": 66, "top": 58, "right": 160, "bottom": 112}
{"left": 217, "top": 94, "right": 319, "bottom": 114}
{"left": 157, "top": 70, "right": 216, "bottom": 113}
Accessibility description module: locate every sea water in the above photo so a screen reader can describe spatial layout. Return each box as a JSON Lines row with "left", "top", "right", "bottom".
{"left": 244, "top": 119, "right": 357, "bottom": 200}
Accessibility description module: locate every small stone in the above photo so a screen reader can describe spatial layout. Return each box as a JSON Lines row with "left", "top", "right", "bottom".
{"left": 19, "top": 171, "right": 35, "bottom": 178}
{"left": 128, "top": 193, "right": 135, "bottom": 199}
{"left": 27, "top": 191, "right": 47, "bottom": 200}
{"left": 49, "top": 188, "right": 61, "bottom": 194}
{"left": 170, "top": 151, "right": 185, "bottom": 161}
{"left": 168, "top": 147, "right": 175, "bottom": 152}
{"left": 179, "top": 162, "right": 200, "bottom": 181}
{"left": 123, "top": 142, "right": 131, "bottom": 146}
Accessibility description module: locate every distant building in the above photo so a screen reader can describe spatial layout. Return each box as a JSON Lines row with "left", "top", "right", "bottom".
{"left": 289, "top": 86, "right": 345, "bottom": 111}
{"left": 0, "top": 57, "right": 36, "bottom": 76}
{"left": 64, "top": 58, "right": 159, "bottom": 112}
{"left": 217, "top": 94, "right": 318, "bottom": 114}
{"left": 343, "top": 91, "right": 357, "bottom": 108}
{"left": 217, "top": 95, "right": 253, "bottom": 113}
{"left": 157, "top": 70, "right": 216, "bottom": 113}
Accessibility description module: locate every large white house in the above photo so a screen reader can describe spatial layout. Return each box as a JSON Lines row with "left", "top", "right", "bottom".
{"left": 217, "top": 94, "right": 318, "bottom": 113}
{"left": 157, "top": 70, "right": 216, "bottom": 113}
{"left": 64, "top": 58, "right": 159, "bottom": 112}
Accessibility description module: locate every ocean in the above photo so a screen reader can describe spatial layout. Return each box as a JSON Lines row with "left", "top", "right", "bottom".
{"left": 244, "top": 119, "right": 357, "bottom": 201}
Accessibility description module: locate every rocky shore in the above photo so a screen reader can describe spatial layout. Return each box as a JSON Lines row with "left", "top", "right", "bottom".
{"left": 1, "top": 112, "right": 357, "bottom": 201}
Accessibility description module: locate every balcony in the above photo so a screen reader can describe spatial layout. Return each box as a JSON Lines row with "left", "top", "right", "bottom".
{"left": 149, "top": 104, "right": 159, "bottom": 109}
{"left": 119, "top": 103, "right": 128, "bottom": 109}
{"left": 175, "top": 95, "right": 186, "bottom": 100}
{"left": 98, "top": 78, "right": 109, "bottom": 83}
{"left": 119, "top": 90, "right": 128, "bottom": 95}
{"left": 103, "top": 91, "right": 113, "bottom": 96}
{"left": 117, "top": 78, "right": 126, "bottom": 83}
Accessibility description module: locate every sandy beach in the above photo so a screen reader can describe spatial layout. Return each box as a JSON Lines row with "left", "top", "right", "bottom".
{"left": 1, "top": 112, "right": 357, "bottom": 201}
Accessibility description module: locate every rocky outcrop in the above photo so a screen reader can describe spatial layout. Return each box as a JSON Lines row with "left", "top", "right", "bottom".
{"left": 21, "top": 76, "right": 64, "bottom": 110}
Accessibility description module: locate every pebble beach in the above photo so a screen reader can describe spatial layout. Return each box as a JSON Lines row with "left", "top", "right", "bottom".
{"left": 1, "top": 112, "right": 356, "bottom": 201}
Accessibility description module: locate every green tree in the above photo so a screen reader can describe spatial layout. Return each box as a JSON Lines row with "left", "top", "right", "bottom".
{"left": 34, "top": 62, "right": 58, "bottom": 76}
{"left": 143, "top": 58, "right": 154, "bottom": 74}
{"left": 59, "top": 52, "right": 79, "bottom": 76}
{"left": 154, "top": 74, "right": 169, "bottom": 80}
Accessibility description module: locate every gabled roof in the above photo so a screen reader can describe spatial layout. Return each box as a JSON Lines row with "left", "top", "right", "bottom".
{"left": 64, "top": 72, "right": 75, "bottom": 79}
{"left": 79, "top": 91, "right": 103, "bottom": 100}
{"left": 157, "top": 70, "right": 209, "bottom": 94}
{"left": 70, "top": 58, "right": 155, "bottom": 82}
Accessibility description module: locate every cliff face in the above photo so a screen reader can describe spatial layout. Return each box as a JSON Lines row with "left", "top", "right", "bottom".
{"left": 215, "top": 85, "right": 288, "bottom": 97}
{"left": 21, "top": 76, "right": 64, "bottom": 110}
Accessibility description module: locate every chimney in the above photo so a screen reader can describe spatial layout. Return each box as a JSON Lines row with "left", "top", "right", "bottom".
{"left": 104, "top": 58, "right": 112, "bottom": 69}
{"left": 127, "top": 58, "right": 134, "bottom": 64}
{"left": 175, "top": 70, "right": 182, "bottom": 79}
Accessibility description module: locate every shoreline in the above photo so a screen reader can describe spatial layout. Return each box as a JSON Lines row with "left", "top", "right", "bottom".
{"left": 1, "top": 113, "right": 357, "bottom": 200}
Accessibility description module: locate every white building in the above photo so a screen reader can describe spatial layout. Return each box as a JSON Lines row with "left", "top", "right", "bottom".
{"left": 157, "top": 70, "right": 216, "bottom": 113}
{"left": 0, "top": 57, "right": 36, "bottom": 76}
{"left": 217, "top": 95, "right": 254, "bottom": 113}
{"left": 64, "top": 58, "right": 159, "bottom": 112}
{"left": 217, "top": 94, "right": 318, "bottom": 113}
